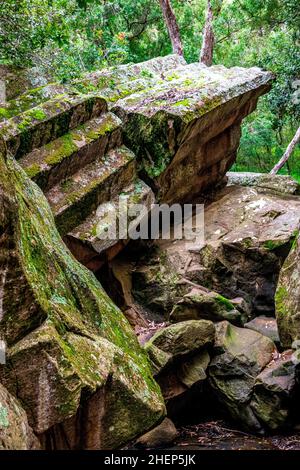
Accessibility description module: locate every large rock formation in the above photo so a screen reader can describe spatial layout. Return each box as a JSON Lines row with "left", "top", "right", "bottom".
{"left": 0, "top": 139, "right": 165, "bottom": 449}
{"left": 0, "top": 55, "right": 273, "bottom": 269}
{"left": 4, "top": 55, "right": 299, "bottom": 446}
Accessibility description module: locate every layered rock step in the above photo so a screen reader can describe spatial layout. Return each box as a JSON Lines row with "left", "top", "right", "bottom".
{"left": 46, "top": 146, "right": 136, "bottom": 234}
{"left": 65, "top": 179, "right": 154, "bottom": 270}
{"left": 0, "top": 93, "right": 107, "bottom": 159}
{"left": 19, "top": 112, "right": 122, "bottom": 191}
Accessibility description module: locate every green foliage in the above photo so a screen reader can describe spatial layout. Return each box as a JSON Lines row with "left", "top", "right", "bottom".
{"left": 0, "top": 0, "right": 299, "bottom": 176}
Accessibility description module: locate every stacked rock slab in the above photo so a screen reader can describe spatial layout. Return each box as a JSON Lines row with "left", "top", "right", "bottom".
{"left": 0, "top": 140, "right": 165, "bottom": 449}
{"left": 0, "top": 86, "right": 154, "bottom": 269}
{"left": 71, "top": 56, "right": 274, "bottom": 203}
{"left": 0, "top": 55, "right": 273, "bottom": 268}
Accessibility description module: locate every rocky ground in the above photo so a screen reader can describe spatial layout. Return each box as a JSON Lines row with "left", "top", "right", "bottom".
{"left": 105, "top": 173, "right": 300, "bottom": 447}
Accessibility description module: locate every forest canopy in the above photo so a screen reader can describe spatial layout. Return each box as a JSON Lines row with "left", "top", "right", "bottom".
{"left": 0, "top": 0, "right": 299, "bottom": 177}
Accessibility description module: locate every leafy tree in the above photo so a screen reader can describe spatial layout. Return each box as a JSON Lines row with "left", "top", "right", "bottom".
{"left": 0, "top": 0, "right": 299, "bottom": 176}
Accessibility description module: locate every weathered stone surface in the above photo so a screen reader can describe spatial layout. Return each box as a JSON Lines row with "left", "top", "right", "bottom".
{"left": 145, "top": 320, "right": 215, "bottom": 359}
{"left": 198, "top": 186, "right": 300, "bottom": 315}
{"left": 227, "top": 172, "right": 300, "bottom": 196}
{"left": 0, "top": 55, "right": 275, "bottom": 269}
{"left": 0, "top": 142, "right": 165, "bottom": 448}
{"left": 245, "top": 316, "right": 280, "bottom": 345}
{"left": 170, "top": 288, "right": 247, "bottom": 325}
{"left": 110, "top": 61, "right": 273, "bottom": 203}
{"left": 275, "top": 234, "right": 300, "bottom": 348}
{"left": 135, "top": 418, "right": 178, "bottom": 448}
{"left": 250, "top": 350, "right": 297, "bottom": 430}
{"left": 144, "top": 320, "right": 213, "bottom": 404}
{"left": 132, "top": 246, "right": 185, "bottom": 316}
{"left": 131, "top": 185, "right": 300, "bottom": 319}
{"left": 0, "top": 82, "right": 67, "bottom": 120}
{"left": 0, "top": 65, "right": 53, "bottom": 103}
{"left": 3, "top": 55, "right": 273, "bottom": 205}
{"left": 208, "top": 321, "right": 276, "bottom": 433}
{"left": 0, "top": 383, "right": 40, "bottom": 450}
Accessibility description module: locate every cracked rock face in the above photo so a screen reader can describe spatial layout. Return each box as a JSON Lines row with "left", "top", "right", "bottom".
{"left": 208, "top": 321, "right": 298, "bottom": 433}
{"left": 0, "top": 140, "right": 165, "bottom": 449}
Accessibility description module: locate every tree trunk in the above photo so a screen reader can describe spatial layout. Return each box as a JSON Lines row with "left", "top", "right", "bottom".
{"left": 270, "top": 126, "right": 300, "bottom": 174}
{"left": 200, "top": 0, "right": 215, "bottom": 66}
{"left": 159, "top": 0, "right": 184, "bottom": 57}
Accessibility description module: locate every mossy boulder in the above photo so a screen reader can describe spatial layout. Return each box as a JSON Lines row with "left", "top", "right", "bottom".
{"left": 0, "top": 383, "right": 40, "bottom": 450}
{"left": 144, "top": 321, "right": 214, "bottom": 406}
{"left": 145, "top": 320, "right": 215, "bottom": 360}
{"left": 170, "top": 288, "right": 247, "bottom": 325}
{"left": 275, "top": 234, "right": 300, "bottom": 348}
{"left": 0, "top": 139, "right": 165, "bottom": 448}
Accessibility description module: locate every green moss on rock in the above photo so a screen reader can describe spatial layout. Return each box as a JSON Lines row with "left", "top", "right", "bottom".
{"left": 0, "top": 143, "right": 165, "bottom": 448}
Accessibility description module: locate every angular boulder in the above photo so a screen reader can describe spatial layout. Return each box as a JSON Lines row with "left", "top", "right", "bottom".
{"left": 0, "top": 140, "right": 165, "bottom": 449}
{"left": 208, "top": 321, "right": 276, "bottom": 433}
{"left": 275, "top": 235, "right": 300, "bottom": 348}
{"left": 146, "top": 320, "right": 215, "bottom": 360}
{"left": 109, "top": 60, "right": 273, "bottom": 203}
{"left": 250, "top": 350, "right": 297, "bottom": 430}
{"left": 0, "top": 383, "right": 40, "bottom": 450}
{"left": 170, "top": 288, "right": 247, "bottom": 325}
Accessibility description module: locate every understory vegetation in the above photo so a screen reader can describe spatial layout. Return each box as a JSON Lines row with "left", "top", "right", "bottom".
{"left": 0, "top": 0, "right": 299, "bottom": 176}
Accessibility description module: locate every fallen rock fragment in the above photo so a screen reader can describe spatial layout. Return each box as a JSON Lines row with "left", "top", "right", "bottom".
{"left": 208, "top": 321, "right": 276, "bottom": 433}
{"left": 135, "top": 418, "right": 178, "bottom": 448}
